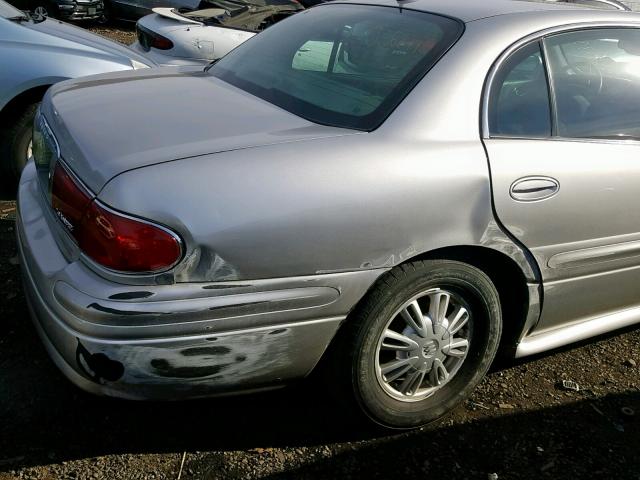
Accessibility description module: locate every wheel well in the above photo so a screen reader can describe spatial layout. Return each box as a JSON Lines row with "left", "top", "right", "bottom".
{"left": 0, "top": 86, "right": 49, "bottom": 128}
{"left": 315, "top": 245, "right": 532, "bottom": 384}
{"left": 407, "top": 246, "right": 530, "bottom": 356}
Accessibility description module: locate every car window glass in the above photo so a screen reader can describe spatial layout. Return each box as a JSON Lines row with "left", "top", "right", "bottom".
{"left": 546, "top": 29, "right": 640, "bottom": 139}
{"left": 210, "top": 5, "right": 463, "bottom": 131}
{"left": 489, "top": 42, "right": 552, "bottom": 137}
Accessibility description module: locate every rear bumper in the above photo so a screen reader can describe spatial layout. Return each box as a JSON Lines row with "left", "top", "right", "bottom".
{"left": 17, "top": 162, "right": 384, "bottom": 399}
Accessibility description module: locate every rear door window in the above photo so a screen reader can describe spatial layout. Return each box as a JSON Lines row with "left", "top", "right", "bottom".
{"left": 488, "top": 42, "right": 552, "bottom": 137}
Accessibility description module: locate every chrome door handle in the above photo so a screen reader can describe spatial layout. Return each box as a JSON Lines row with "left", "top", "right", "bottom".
{"left": 510, "top": 176, "right": 560, "bottom": 202}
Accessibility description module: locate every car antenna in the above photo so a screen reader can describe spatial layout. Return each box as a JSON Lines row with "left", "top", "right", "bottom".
{"left": 396, "top": 0, "right": 417, "bottom": 12}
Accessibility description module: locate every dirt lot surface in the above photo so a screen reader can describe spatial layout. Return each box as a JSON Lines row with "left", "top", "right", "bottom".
{"left": 1, "top": 25, "right": 640, "bottom": 480}
{"left": 87, "top": 23, "right": 136, "bottom": 46}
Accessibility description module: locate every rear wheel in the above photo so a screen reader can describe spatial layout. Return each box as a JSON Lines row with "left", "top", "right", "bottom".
{"left": 0, "top": 103, "right": 39, "bottom": 188}
{"left": 340, "top": 260, "right": 502, "bottom": 429}
{"left": 97, "top": 2, "right": 111, "bottom": 24}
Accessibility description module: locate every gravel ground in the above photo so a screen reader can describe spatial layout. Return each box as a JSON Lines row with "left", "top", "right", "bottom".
{"left": 1, "top": 24, "right": 639, "bottom": 480}
{"left": 87, "top": 23, "right": 136, "bottom": 46}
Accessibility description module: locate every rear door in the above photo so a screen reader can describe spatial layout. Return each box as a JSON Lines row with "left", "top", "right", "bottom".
{"left": 484, "top": 27, "right": 640, "bottom": 333}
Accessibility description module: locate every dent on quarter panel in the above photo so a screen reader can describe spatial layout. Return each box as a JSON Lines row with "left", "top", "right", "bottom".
{"left": 174, "top": 247, "right": 240, "bottom": 282}
{"left": 98, "top": 133, "right": 537, "bottom": 283}
{"left": 479, "top": 220, "right": 539, "bottom": 282}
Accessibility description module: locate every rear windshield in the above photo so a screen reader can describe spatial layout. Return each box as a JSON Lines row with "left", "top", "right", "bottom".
{"left": 209, "top": 4, "right": 463, "bottom": 130}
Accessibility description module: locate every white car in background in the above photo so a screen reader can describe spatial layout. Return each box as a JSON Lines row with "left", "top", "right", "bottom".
{"left": 131, "top": 0, "right": 303, "bottom": 65}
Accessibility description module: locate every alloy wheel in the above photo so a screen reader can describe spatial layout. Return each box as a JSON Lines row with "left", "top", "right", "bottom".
{"left": 374, "top": 288, "right": 472, "bottom": 402}
{"left": 34, "top": 6, "right": 49, "bottom": 18}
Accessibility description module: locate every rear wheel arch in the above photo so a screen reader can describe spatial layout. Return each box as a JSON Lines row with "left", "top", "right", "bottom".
{"left": 0, "top": 84, "right": 51, "bottom": 125}
{"left": 326, "top": 245, "right": 532, "bottom": 363}
{"left": 318, "top": 246, "right": 533, "bottom": 427}
{"left": 404, "top": 245, "right": 531, "bottom": 355}
{"left": 0, "top": 85, "right": 52, "bottom": 190}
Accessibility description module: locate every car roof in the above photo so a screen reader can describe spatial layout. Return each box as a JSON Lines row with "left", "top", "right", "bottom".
{"left": 331, "top": 0, "right": 631, "bottom": 23}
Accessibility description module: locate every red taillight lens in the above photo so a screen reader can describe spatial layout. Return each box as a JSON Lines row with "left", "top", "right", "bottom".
{"left": 137, "top": 25, "right": 173, "bottom": 51}
{"left": 151, "top": 34, "right": 173, "bottom": 50}
{"left": 51, "top": 163, "right": 182, "bottom": 273}
{"left": 52, "top": 162, "right": 92, "bottom": 233}
{"left": 77, "top": 201, "right": 182, "bottom": 273}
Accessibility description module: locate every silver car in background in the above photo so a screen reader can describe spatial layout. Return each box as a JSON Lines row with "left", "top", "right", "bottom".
{"left": 17, "top": 0, "right": 640, "bottom": 428}
{"left": 0, "top": 0, "right": 153, "bottom": 189}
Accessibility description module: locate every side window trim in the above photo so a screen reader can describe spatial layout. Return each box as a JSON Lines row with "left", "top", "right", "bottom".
{"left": 487, "top": 40, "right": 553, "bottom": 139}
{"left": 539, "top": 38, "right": 559, "bottom": 137}
{"left": 483, "top": 37, "right": 553, "bottom": 140}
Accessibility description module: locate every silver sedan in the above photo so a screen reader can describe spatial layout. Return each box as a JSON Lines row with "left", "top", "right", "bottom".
{"left": 0, "top": 0, "right": 153, "bottom": 189}
{"left": 17, "top": 0, "right": 640, "bottom": 428}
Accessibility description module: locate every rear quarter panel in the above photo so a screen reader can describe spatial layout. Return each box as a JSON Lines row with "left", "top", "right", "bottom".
{"left": 97, "top": 16, "right": 551, "bottom": 284}
{"left": 98, "top": 132, "right": 502, "bottom": 283}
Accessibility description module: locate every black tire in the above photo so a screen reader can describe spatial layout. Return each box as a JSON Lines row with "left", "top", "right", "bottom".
{"left": 0, "top": 102, "right": 39, "bottom": 188}
{"left": 97, "top": 2, "right": 110, "bottom": 24}
{"left": 339, "top": 260, "right": 502, "bottom": 429}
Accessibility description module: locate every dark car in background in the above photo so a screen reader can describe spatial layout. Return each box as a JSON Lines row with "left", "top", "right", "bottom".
{"left": 7, "top": 0, "right": 103, "bottom": 20}
{"left": 102, "top": 0, "right": 301, "bottom": 22}
{"left": 101, "top": 0, "right": 200, "bottom": 21}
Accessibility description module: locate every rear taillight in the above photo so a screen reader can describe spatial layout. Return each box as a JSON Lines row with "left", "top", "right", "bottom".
{"left": 52, "top": 161, "right": 92, "bottom": 232}
{"left": 137, "top": 24, "right": 174, "bottom": 51}
{"left": 51, "top": 162, "right": 182, "bottom": 273}
{"left": 151, "top": 34, "right": 174, "bottom": 50}
{"left": 77, "top": 201, "right": 182, "bottom": 273}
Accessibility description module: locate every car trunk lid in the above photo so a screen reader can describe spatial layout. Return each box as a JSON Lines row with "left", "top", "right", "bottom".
{"left": 41, "top": 67, "right": 355, "bottom": 193}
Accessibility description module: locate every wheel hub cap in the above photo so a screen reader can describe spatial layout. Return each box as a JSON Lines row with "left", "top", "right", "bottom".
{"left": 375, "top": 288, "right": 473, "bottom": 402}
{"left": 422, "top": 339, "right": 438, "bottom": 359}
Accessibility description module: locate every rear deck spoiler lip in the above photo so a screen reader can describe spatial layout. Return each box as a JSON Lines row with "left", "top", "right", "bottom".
{"left": 151, "top": 7, "right": 204, "bottom": 25}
